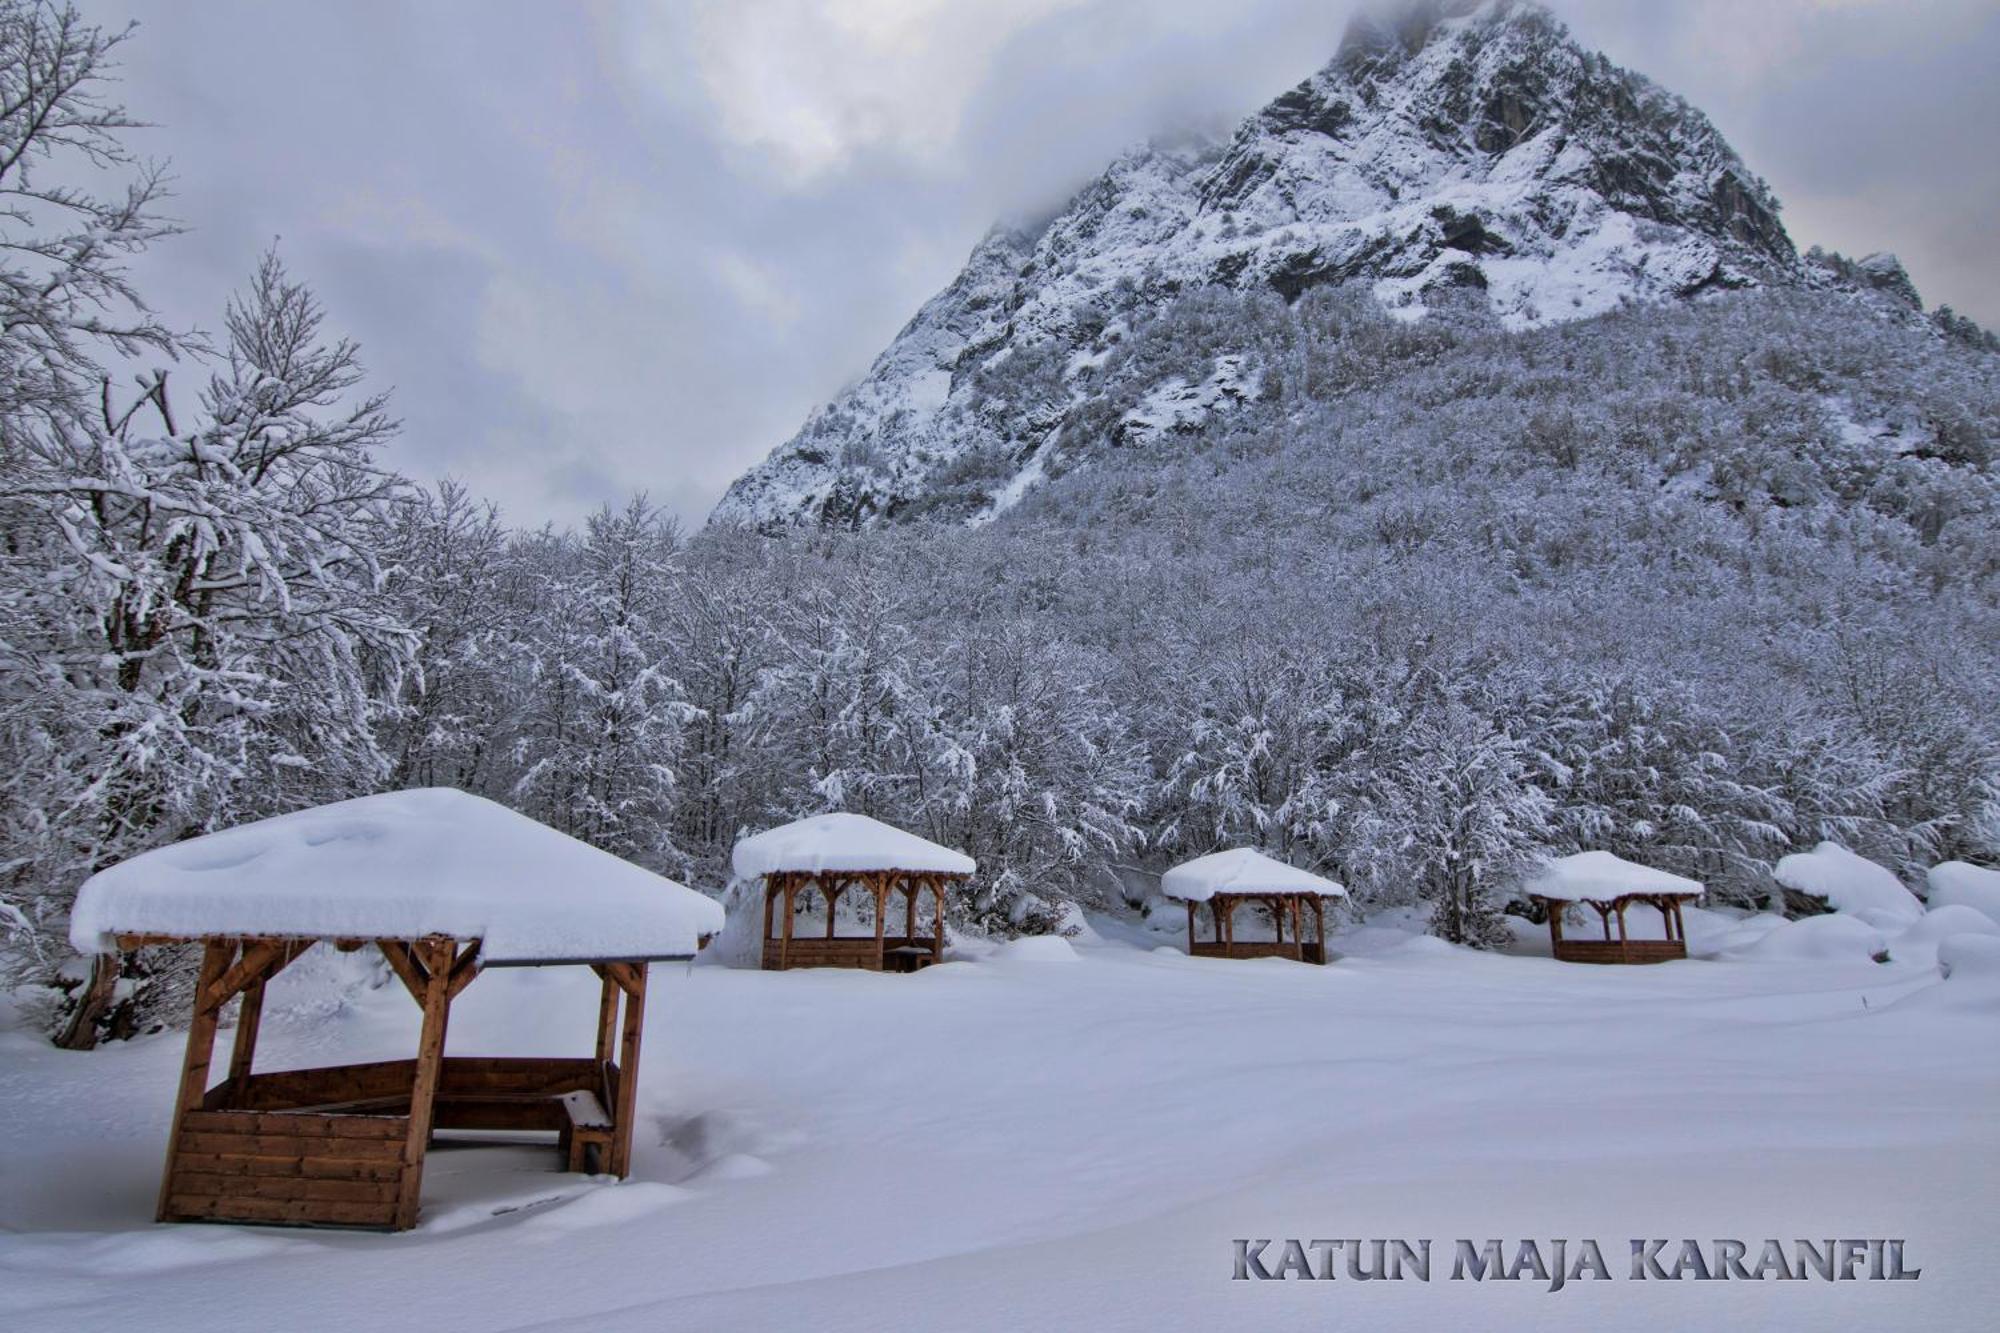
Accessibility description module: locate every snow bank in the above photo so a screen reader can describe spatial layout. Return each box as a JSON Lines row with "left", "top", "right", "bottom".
{"left": 1684, "top": 908, "right": 1785, "bottom": 957}
{"left": 1897, "top": 934, "right": 2000, "bottom": 1015}
{"left": 1886, "top": 906, "right": 2000, "bottom": 966}
{"left": 1729, "top": 913, "right": 1888, "bottom": 963}
{"left": 68, "top": 788, "right": 724, "bottom": 963}
{"left": 991, "top": 936, "right": 1080, "bottom": 964}
{"left": 1938, "top": 932, "right": 2000, "bottom": 983}
{"left": 730, "top": 813, "right": 975, "bottom": 880}
{"left": 1926, "top": 861, "right": 2000, "bottom": 926}
{"left": 1523, "top": 850, "right": 1701, "bottom": 903}
{"left": 1159, "top": 848, "right": 1345, "bottom": 903}
{"left": 1773, "top": 842, "right": 1921, "bottom": 922}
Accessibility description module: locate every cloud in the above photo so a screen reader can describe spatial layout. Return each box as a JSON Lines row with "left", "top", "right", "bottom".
{"left": 633, "top": 0, "right": 1092, "bottom": 183}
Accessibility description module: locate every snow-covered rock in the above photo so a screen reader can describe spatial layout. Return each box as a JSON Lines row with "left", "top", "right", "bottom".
{"left": 713, "top": 0, "right": 1805, "bottom": 530}
{"left": 67, "top": 788, "right": 724, "bottom": 963}
{"left": 1926, "top": 861, "right": 2000, "bottom": 926}
{"left": 1772, "top": 842, "right": 1923, "bottom": 923}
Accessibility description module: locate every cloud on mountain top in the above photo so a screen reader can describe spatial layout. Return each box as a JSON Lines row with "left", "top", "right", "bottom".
{"left": 82, "top": 0, "right": 2000, "bottom": 528}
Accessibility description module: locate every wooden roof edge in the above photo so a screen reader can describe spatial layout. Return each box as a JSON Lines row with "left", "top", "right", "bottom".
{"left": 757, "top": 868, "right": 974, "bottom": 881}
{"left": 1527, "top": 890, "right": 1702, "bottom": 908}
{"left": 107, "top": 931, "right": 705, "bottom": 966}
{"left": 1168, "top": 887, "right": 1345, "bottom": 902}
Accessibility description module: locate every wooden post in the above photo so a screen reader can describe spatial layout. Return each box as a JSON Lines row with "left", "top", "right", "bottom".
{"left": 932, "top": 880, "right": 946, "bottom": 965}
{"left": 1311, "top": 896, "right": 1326, "bottom": 961}
{"left": 1185, "top": 900, "right": 1196, "bottom": 955}
{"left": 609, "top": 963, "right": 648, "bottom": 1177}
{"left": 1273, "top": 896, "right": 1284, "bottom": 946}
{"left": 823, "top": 878, "right": 841, "bottom": 939}
{"left": 762, "top": 880, "right": 775, "bottom": 942}
{"left": 779, "top": 876, "right": 794, "bottom": 970}
{"left": 594, "top": 968, "right": 621, "bottom": 1066}
{"left": 394, "top": 936, "right": 455, "bottom": 1230}
{"left": 904, "top": 880, "right": 917, "bottom": 940}
{"left": 872, "top": 875, "right": 887, "bottom": 963}
{"left": 1548, "top": 898, "right": 1565, "bottom": 956}
{"left": 156, "top": 939, "right": 234, "bottom": 1221}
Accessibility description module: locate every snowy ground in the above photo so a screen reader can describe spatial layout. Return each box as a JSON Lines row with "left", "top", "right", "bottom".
{"left": 3, "top": 918, "right": 1997, "bottom": 1332}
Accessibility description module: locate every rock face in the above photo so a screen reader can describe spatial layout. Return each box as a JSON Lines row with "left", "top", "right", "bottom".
{"left": 713, "top": 0, "right": 1813, "bottom": 530}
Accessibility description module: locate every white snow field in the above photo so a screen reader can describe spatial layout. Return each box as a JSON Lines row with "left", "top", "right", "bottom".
{"left": 4, "top": 917, "right": 1997, "bottom": 1332}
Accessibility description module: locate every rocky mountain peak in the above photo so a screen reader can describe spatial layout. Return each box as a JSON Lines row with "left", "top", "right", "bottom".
{"left": 711, "top": 0, "right": 1846, "bottom": 531}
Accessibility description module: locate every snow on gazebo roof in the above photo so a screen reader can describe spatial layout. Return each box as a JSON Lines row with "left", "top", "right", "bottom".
{"left": 1160, "top": 848, "right": 1346, "bottom": 903}
{"left": 1524, "top": 851, "right": 1703, "bottom": 904}
{"left": 68, "top": 788, "right": 724, "bottom": 964}
{"left": 730, "top": 812, "right": 975, "bottom": 882}
{"left": 1773, "top": 842, "right": 1920, "bottom": 921}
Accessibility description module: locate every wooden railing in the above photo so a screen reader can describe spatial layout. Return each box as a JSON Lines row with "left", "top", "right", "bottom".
{"left": 1552, "top": 938, "right": 1686, "bottom": 965}
{"left": 1189, "top": 940, "right": 1326, "bottom": 964}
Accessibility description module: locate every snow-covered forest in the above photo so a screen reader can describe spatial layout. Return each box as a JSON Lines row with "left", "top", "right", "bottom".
{"left": 3, "top": 1, "right": 1997, "bottom": 1044}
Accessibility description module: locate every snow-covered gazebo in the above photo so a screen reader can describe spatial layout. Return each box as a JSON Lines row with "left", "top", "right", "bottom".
{"left": 733, "top": 813, "right": 975, "bottom": 972}
{"left": 1161, "top": 848, "right": 1346, "bottom": 965}
{"left": 68, "top": 789, "right": 723, "bottom": 1231}
{"left": 1525, "top": 851, "right": 1702, "bottom": 964}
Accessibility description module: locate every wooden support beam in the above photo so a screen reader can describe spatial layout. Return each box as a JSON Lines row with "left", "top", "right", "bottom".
{"left": 931, "top": 880, "right": 945, "bottom": 965}
{"left": 394, "top": 936, "right": 455, "bottom": 1229}
{"left": 443, "top": 942, "right": 482, "bottom": 1002}
{"left": 203, "top": 940, "right": 287, "bottom": 1011}
{"left": 601, "top": 962, "right": 645, "bottom": 998}
{"left": 377, "top": 940, "right": 430, "bottom": 1005}
{"left": 779, "top": 877, "right": 794, "bottom": 970}
{"left": 594, "top": 970, "right": 620, "bottom": 1067}
{"left": 872, "top": 875, "right": 887, "bottom": 958}
{"left": 609, "top": 963, "right": 648, "bottom": 1177}
{"left": 158, "top": 940, "right": 235, "bottom": 1221}
{"left": 823, "top": 880, "right": 843, "bottom": 939}
{"left": 1185, "top": 900, "right": 1196, "bottom": 955}
{"left": 228, "top": 973, "right": 268, "bottom": 1089}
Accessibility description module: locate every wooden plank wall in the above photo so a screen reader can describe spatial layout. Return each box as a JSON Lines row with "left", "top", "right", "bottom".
{"left": 762, "top": 936, "right": 885, "bottom": 970}
{"left": 1189, "top": 941, "right": 1326, "bottom": 964}
{"left": 1553, "top": 939, "right": 1686, "bottom": 965}
{"left": 161, "top": 1109, "right": 407, "bottom": 1228}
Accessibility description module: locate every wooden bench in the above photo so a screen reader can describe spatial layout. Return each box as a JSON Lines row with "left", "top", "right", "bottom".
{"left": 558, "top": 1090, "right": 614, "bottom": 1174}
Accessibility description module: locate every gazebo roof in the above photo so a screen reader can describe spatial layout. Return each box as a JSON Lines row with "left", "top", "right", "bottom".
{"left": 68, "top": 788, "right": 724, "bottom": 964}
{"left": 1160, "top": 848, "right": 1347, "bottom": 903}
{"left": 731, "top": 812, "right": 975, "bottom": 881}
{"left": 1524, "top": 851, "right": 1703, "bottom": 904}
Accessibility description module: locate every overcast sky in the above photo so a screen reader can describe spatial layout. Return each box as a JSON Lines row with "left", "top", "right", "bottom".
{"left": 89, "top": 0, "right": 2000, "bottom": 528}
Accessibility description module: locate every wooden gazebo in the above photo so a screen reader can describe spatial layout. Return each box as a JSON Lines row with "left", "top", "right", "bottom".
{"left": 1162, "top": 848, "right": 1346, "bottom": 964}
{"left": 735, "top": 813, "right": 975, "bottom": 972}
{"left": 66, "top": 789, "right": 723, "bottom": 1231}
{"left": 1525, "top": 851, "right": 1702, "bottom": 964}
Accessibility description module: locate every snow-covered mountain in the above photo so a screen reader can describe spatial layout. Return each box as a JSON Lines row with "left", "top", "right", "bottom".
{"left": 711, "top": 0, "right": 1876, "bottom": 530}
